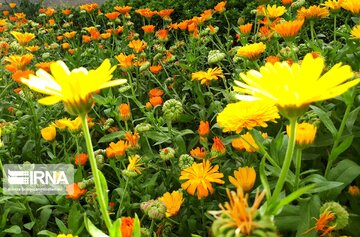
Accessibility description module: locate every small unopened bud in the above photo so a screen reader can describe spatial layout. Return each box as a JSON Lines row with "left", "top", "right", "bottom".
{"left": 159, "top": 147, "right": 175, "bottom": 160}
{"left": 178, "top": 154, "right": 194, "bottom": 169}
{"left": 162, "top": 99, "right": 183, "bottom": 122}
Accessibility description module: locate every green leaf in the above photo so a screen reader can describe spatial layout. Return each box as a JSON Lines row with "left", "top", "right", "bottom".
{"left": 330, "top": 135, "right": 353, "bottom": 161}
{"left": 24, "top": 221, "right": 35, "bottom": 230}
{"left": 55, "top": 217, "right": 69, "bottom": 233}
{"left": 37, "top": 230, "right": 57, "bottom": 237}
{"left": 296, "top": 195, "right": 320, "bottom": 237}
{"left": 25, "top": 196, "right": 49, "bottom": 205}
{"left": 93, "top": 94, "right": 107, "bottom": 105}
{"left": 300, "top": 174, "right": 343, "bottom": 193}
{"left": 3, "top": 225, "right": 21, "bottom": 234}
{"left": 310, "top": 105, "right": 337, "bottom": 137}
{"left": 346, "top": 106, "right": 360, "bottom": 132}
{"left": 98, "top": 170, "right": 109, "bottom": 207}
{"left": 259, "top": 156, "right": 271, "bottom": 200}
{"left": 275, "top": 205, "right": 300, "bottom": 231}
{"left": 110, "top": 218, "right": 122, "bottom": 237}
{"left": 132, "top": 214, "right": 141, "bottom": 237}
{"left": 68, "top": 204, "right": 82, "bottom": 232}
{"left": 98, "top": 131, "right": 125, "bottom": 143}
{"left": 84, "top": 215, "right": 109, "bottom": 237}
{"left": 324, "top": 159, "right": 360, "bottom": 198}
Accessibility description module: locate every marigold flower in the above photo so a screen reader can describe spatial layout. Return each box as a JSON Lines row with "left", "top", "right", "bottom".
{"left": 217, "top": 100, "right": 279, "bottom": 133}
{"left": 106, "top": 140, "right": 128, "bottom": 158}
{"left": 273, "top": 20, "right": 304, "bottom": 39}
{"left": 25, "top": 45, "right": 39, "bottom": 53}
{"left": 125, "top": 131, "right": 140, "bottom": 148}
{"left": 115, "top": 53, "right": 135, "bottom": 70}
{"left": 297, "top": 6, "right": 330, "bottom": 20}
{"left": 21, "top": 59, "right": 126, "bottom": 116}
{"left": 235, "top": 53, "right": 358, "bottom": 118}
{"left": 190, "top": 147, "right": 207, "bottom": 159}
{"left": 10, "top": 31, "right": 35, "bottom": 46}
{"left": 62, "top": 9, "right": 72, "bottom": 15}
{"left": 265, "top": 4, "right": 287, "bottom": 19}
{"left": 114, "top": 6, "right": 132, "bottom": 16}
{"left": 127, "top": 155, "right": 143, "bottom": 174}
{"left": 142, "top": 25, "right": 155, "bottom": 33}
{"left": 105, "top": 11, "right": 120, "bottom": 20}
{"left": 9, "top": 3, "right": 16, "bottom": 8}
{"left": 198, "top": 121, "right": 210, "bottom": 137}
{"left": 79, "top": 3, "right": 98, "bottom": 12}
{"left": 45, "top": 7, "right": 56, "bottom": 17}
{"left": 157, "top": 9, "right": 174, "bottom": 21}
{"left": 4, "top": 54, "right": 33, "bottom": 72}
{"left": 119, "top": 103, "right": 131, "bottom": 121}
{"left": 63, "top": 31, "right": 77, "bottom": 39}
{"left": 149, "top": 88, "right": 164, "bottom": 98}
{"left": 341, "top": 0, "right": 360, "bottom": 14}
{"left": 66, "top": 183, "right": 87, "bottom": 199}
{"left": 179, "top": 160, "right": 224, "bottom": 199}
{"left": 159, "top": 191, "right": 184, "bottom": 217}
{"left": 149, "top": 65, "right": 163, "bottom": 74}
{"left": 351, "top": 25, "right": 360, "bottom": 39}
{"left": 229, "top": 167, "right": 256, "bottom": 192}
{"left": 210, "top": 188, "right": 269, "bottom": 236}
{"left": 74, "top": 153, "right": 88, "bottom": 166}
{"left": 11, "top": 70, "right": 34, "bottom": 83}
{"left": 265, "top": 55, "right": 280, "bottom": 64}
{"left": 149, "top": 96, "right": 163, "bottom": 107}
{"left": 286, "top": 122, "right": 317, "bottom": 146}
{"left": 128, "top": 39, "right": 147, "bottom": 53}
{"left": 41, "top": 126, "right": 56, "bottom": 141}
{"left": 120, "top": 217, "right": 134, "bottom": 237}
{"left": 82, "top": 35, "right": 91, "bottom": 43}
{"left": 348, "top": 185, "right": 360, "bottom": 196}
{"left": 232, "top": 132, "right": 267, "bottom": 152}
{"left": 214, "top": 1, "right": 226, "bottom": 13}
{"left": 156, "top": 29, "right": 169, "bottom": 41}
{"left": 281, "top": 0, "right": 293, "bottom": 5}
{"left": 323, "top": 0, "right": 345, "bottom": 11}
{"left": 135, "top": 8, "right": 157, "bottom": 18}
{"left": 237, "top": 42, "right": 266, "bottom": 60}
{"left": 192, "top": 67, "right": 224, "bottom": 85}
{"left": 305, "top": 210, "right": 336, "bottom": 236}
{"left": 211, "top": 137, "right": 226, "bottom": 156}
{"left": 239, "top": 23, "right": 252, "bottom": 34}
{"left": 57, "top": 234, "right": 77, "bottom": 237}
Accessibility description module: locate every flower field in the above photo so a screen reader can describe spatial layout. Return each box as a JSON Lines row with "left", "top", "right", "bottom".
{"left": 1, "top": 0, "right": 360, "bottom": 236}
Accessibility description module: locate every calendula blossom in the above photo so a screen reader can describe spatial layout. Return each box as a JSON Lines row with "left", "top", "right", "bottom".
{"left": 192, "top": 67, "right": 224, "bottom": 85}
{"left": 159, "top": 191, "right": 184, "bottom": 217}
{"left": 235, "top": 53, "right": 358, "bottom": 118}
{"left": 351, "top": 25, "right": 360, "bottom": 39}
{"left": 273, "top": 20, "right": 304, "bottom": 39}
{"left": 21, "top": 59, "right": 127, "bottom": 116}
{"left": 341, "top": 0, "right": 360, "bottom": 14}
{"left": 10, "top": 31, "right": 35, "bottom": 46}
{"left": 237, "top": 42, "right": 266, "bottom": 60}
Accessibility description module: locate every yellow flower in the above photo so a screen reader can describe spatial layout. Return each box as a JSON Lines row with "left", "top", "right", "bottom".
{"left": 341, "top": 0, "right": 360, "bottom": 14}
{"left": 10, "top": 31, "right": 35, "bottom": 46}
{"left": 217, "top": 100, "right": 279, "bottom": 134}
{"left": 228, "top": 167, "right": 256, "bottom": 192}
{"left": 106, "top": 140, "right": 128, "bottom": 158}
{"left": 237, "top": 42, "right": 266, "bottom": 60}
{"left": 232, "top": 132, "right": 268, "bottom": 152}
{"left": 351, "top": 25, "right": 360, "bottom": 39}
{"left": 41, "top": 126, "right": 56, "bottom": 141}
{"left": 264, "top": 4, "right": 286, "bottom": 19}
{"left": 52, "top": 118, "right": 71, "bottom": 130}
{"left": 286, "top": 122, "right": 317, "bottom": 146}
{"left": 57, "top": 235, "right": 78, "bottom": 237}
{"left": 128, "top": 39, "right": 147, "bottom": 53}
{"left": 297, "top": 6, "right": 330, "bottom": 20}
{"left": 192, "top": 67, "right": 224, "bottom": 85}
{"left": 210, "top": 187, "right": 267, "bottom": 236}
{"left": 115, "top": 53, "right": 135, "bottom": 71}
{"left": 159, "top": 191, "right": 184, "bottom": 217}
{"left": 273, "top": 20, "right": 304, "bottom": 39}
{"left": 323, "top": 0, "right": 345, "bottom": 11}
{"left": 21, "top": 59, "right": 126, "bottom": 116}
{"left": 179, "top": 160, "right": 224, "bottom": 199}
{"left": 127, "top": 155, "right": 143, "bottom": 174}
{"left": 235, "top": 53, "right": 358, "bottom": 118}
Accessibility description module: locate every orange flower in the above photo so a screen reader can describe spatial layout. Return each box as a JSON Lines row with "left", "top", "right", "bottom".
{"left": 237, "top": 42, "right": 266, "bottom": 60}
{"left": 3, "top": 11, "right": 10, "bottom": 16}
{"left": 114, "top": 6, "right": 132, "bottom": 16}
{"left": 273, "top": 19, "right": 304, "bottom": 39}
{"left": 149, "top": 96, "right": 163, "bottom": 106}
{"left": 0, "top": 41, "right": 10, "bottom": 56}
{"left": 149, "top": 65, "right": 163, "bottom": 74}
{"left": 62, "top": 42, "right": 70, "bottom": 49}
{"left": 179, "top": 160, "right": 224, "bottom": 199}
{"left": 41, "top": 126, "right": 56, "bottom": 141}
{"left": 105, "top": 11, "right": 120, "bottom": 20}
{"left": 282, "top": 0, "right": 293, "bottom": 5}
{"left": 214, "top": 1, "right": 226, "bottom": 13}
{"left": 82, "top": 35, "right": 91, "bottom": 43}
{"left": 25, "top": 45, "right": 39, "bottom": 53}
{"left": 74, "top": 153, "right": 88, "bottom": 166}
{"left": 156, "top": 29, "right": 169, "bottom": 41}
{"left": 101, "top": 32, "right": 111, "bottom": 39}
{"left": 48, "top": 19, "right": 55, "bottom": 25}
{"left": 211, "top": 137, "right": 226, "bottom": 156}
{"left": 68, "top": 49, "right": 76, "bottom": 55}
{"left": 142, "top": 25, "right": 155, "bottom": 33}
{"left": 178, "top": 20, "right": 189, "bottom": 30}
{"left": 190, "top": 147, "right": 206, "bottom": 159}
{"left": 66, "top": 183, "right": 87, "bottom": 199}
{"left": 265, "top": 55, "right": 280, "bottom": 64}
{"left": 297, "top": 6, "right": 330, "bottom": 20}
{"left": 135, "top": 8, "right": 157, "bottom": 18}
{"left": 79, "top": 3, "right": 98, "bottom": 12}
{"left": 149, "top": 88, "right": 164, "bottom": 98}
{"left": 228, "top": 166, "right": 256, "bottom": 192}
{"left": 4, "top": 54, "right": 33, "bottom": 72}
{"left": 44, "top": 7, "right": 56, "bottom": 17}
{"left": 305, "top": 210, "right": 336, "bottom": 236}
{"left": 128, "top": 39, "right": 147, "bottom": 53}
{"left": 200, "top": 9, "right": 213, "bottom": 22}
{"left": 10, "top": 31, "right": 35, "bottom": 46}
{"left": 119, "top": 103, "right": 131, "bottom": 121}
{"left": 239, "top": 23, "right": 253, "bottom": 35}
{"left": 198, "top": 121, "right": 210, "bottom": 137}
{"left": 348, "top": 185, "right": 360, "bottom": 196}
{"left": 63, "top": 31, "right": 77, "bottom": 39}
{"left": 115, "top": 53, "right": 135, "bottom": 70}
{"left": 120, "top": 217, "right": 134, "bottom": 237}
{"left": 157, "top": 9, "right": 174, "bottom": 21}
{"left": 159, "top": 191, "right": 184, "bottom": 217}
{"left": 231, "top": 132, "right": 267, "bottom": 153}
{"left": 62, "top": 9, "right": 72, "bottom": 15}
{"left": 106, "top": 140, "right": 128, "bottom": 158}
{"left": 9, "top": 3, "right": 17, "bottom": 8}
{"left": 11, "top": 70, "right": 34, "bottom": 83}
{"left": 192, "top": 67, "right": 225, "bottom": 85}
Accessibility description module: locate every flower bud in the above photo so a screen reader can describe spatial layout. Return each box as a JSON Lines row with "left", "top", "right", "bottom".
{"left": 159, "top": 147, "right": 175, "bottom": 160}
{"left": 208, "top": 50, "right": 226, "bottom": 64}
{"left": 162, "top": 99, "right": 183, "bottom": 121}
{"left": 320, "top": 202, "right": 349, "bottom": 230}
{"left": 135, "top": 122, "right": 152, "bottom": 133}
{"left": 178, "top": 154, "right": 194, "bottom": 169}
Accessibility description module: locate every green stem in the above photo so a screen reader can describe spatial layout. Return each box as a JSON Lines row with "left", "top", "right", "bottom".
{"left": 80, "top": 114, "right": 112, "bottom": 231}
{"left": 324, "top": 103, "right": 353, "bottom": 178}
{"left": 118, "top": 177, "right": 129, "bottom": 216}
{"left": 294, "top": 148, "right": 302, "bottom": 191}
{"left": 310, "top": 20, "right": 315, "bottom": 43}
{"left": 333, "top": 15, "right": 337, "bottom": 42}
{"left": 271, "top": 118, "right": 297, "bottom": 203}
